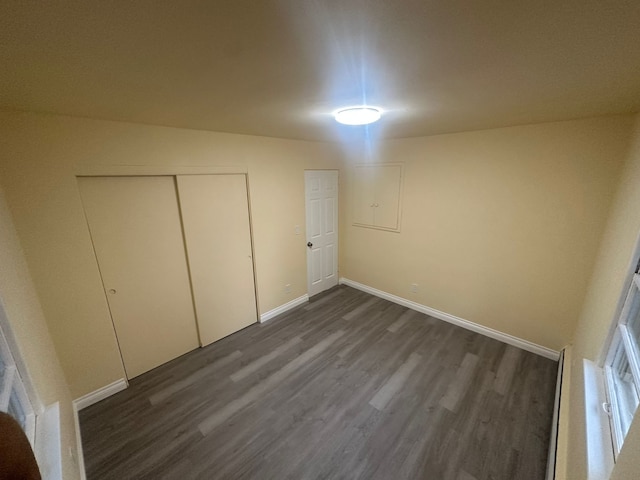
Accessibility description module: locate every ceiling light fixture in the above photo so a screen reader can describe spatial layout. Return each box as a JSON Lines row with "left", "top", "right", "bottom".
{"left": 334, "top": 106, "right": 382, "bottom": 125}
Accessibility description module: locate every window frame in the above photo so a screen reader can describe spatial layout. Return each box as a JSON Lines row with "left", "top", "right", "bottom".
{"left": 0, "top": 314, "right": 37, "bottom": 445}
{"left": 603, "top": 268, "right": 640, "bottom": 458}
{"left": 0, "top": 298, "right": 64, "bottom": 479}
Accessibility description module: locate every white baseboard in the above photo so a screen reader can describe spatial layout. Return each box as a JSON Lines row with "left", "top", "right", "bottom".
{"left": 71, "top": 378, "right": 128, "bottom": 479}
{"left": 260, "top": 294, "right": 309, "bottom": 323}
{"left": 73, "top": 378, "right": 128, "bottom": 411}
{"left": 339, "top": 277, "right": 559, "bottom": 360}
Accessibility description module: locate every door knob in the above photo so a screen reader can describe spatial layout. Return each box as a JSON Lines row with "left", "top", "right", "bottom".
{"left": 307, "top": 242, "right": 313, "bottom": 248}
{"left": 108, "top": 289, "right": 117, "bottom": 295}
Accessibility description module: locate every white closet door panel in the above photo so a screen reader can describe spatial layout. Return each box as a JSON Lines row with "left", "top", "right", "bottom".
{"left": 176, "top": 174, "right": 257, "bottom": 346}
{"left": 78, "top": 176, "right": 199, "bottom": 378}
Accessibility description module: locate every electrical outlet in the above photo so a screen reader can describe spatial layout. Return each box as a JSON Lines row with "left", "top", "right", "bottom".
{"left": 294, "top": 225, "right": 301, "bottom": 235}
{"left": 285, "top": 284, "right": 291, "bottom": 293}
{"left": 410, "top": 283, "right": 419, "bottom": 293}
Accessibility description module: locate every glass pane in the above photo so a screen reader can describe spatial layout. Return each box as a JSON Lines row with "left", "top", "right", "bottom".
{"left": 7, "top": 389, "right": 26, "bottom": 429}
{"left": 0, "top": 355, "right": 6, "bottom": 382}
{"left": 625, "top": 281, "right": 640, "bottom": 347}
{"left": 611, "top": 342, "right": 640, "bottom": 441}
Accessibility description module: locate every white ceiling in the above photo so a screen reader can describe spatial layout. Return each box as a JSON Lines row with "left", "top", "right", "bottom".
{"left": 1, "top": 0, "right": 639, "bottom": 141}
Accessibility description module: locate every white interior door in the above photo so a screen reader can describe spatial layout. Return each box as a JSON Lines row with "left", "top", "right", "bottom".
{"left": 78, "top": 176, "right": 200, "bottom": 378}
{"left": 305, "top": 170, "right": 339, "bottom": 297}
{"left": 176, "top": 174, "right": 257, "bottom": 346}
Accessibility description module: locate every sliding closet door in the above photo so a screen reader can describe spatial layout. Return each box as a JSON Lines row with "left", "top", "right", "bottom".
{"left": 78, "top": 176, "right": 199, "bottom": 378}
{"left": 176, "top": 174, "right": 257, "bottom": 346}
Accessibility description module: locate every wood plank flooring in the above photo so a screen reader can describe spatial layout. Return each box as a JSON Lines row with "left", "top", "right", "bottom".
{"left": 79, "top": 286, "right": 558, "bottom": 480}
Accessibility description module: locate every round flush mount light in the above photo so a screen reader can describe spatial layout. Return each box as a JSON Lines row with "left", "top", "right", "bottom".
{"left": 334, "top": 106, "right": 382, "bottom": 125}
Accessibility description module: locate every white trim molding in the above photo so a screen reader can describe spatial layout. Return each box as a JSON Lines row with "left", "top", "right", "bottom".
{"left": 339, "top": 278, "right": 559, "bottom": 360}
{"left": 75, "top": 165, "right": 248, "bottom": 177}
{"left": 72, "top": 403, "right": 87, "bottom": 480}
{"left": 546, "top": 349, "right": 565, "bottom": 480}
{"left": 73, "top": 378, "right": 128, "bottom": 411}
{"left": 583, "top": 359, "right": 614, "bottom": 480}
{"left": 35, "top": 402, "right": 62, "bottom": 480}
{"left": 71, "top": 378, "right": 128, "bottom": 480}
{"left": 259, "top": 294, "right": 309, "bottom": 323}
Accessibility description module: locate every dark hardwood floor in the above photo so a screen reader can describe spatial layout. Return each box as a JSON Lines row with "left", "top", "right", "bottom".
{"left": 79, "top": 286, "right": 558, "bottom": 480}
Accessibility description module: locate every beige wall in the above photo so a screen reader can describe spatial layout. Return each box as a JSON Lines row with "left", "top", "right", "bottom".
{"left": 2, "top": 109, "right": 637, "bottom": 478}
{"left": 0, "top": 185, "right": 81, "bottom": 479}
{"left": 562, "top": 114, "right": 640, "bottom": 479}
{"left": 0, "top": 111, "right": 341, "bottom": 398}
{"left": 341, "top": 116, "right": 634, "bottom": 351}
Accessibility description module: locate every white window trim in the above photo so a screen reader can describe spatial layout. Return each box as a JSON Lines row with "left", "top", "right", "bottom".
{"left": 583, "top": 231, "right": 640, "bottom": 479}
{"left": 0, "top": 312, "right": 37, "bottom": 445}
{"left": 602, "top": 275, "right": 640, "bottom": 458}
{"left": 597, "top": 240, "right": 640, "bottom": 366}
{"left": 603, "top": 333, "right": 627, "bottom": 455}
{"left": 584, "top": 359, "right": 615, "bottom": 480}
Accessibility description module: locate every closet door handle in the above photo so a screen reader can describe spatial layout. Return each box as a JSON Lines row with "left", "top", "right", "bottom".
{"left": 307, "top": 242, "right": 313, "bottom": 248}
